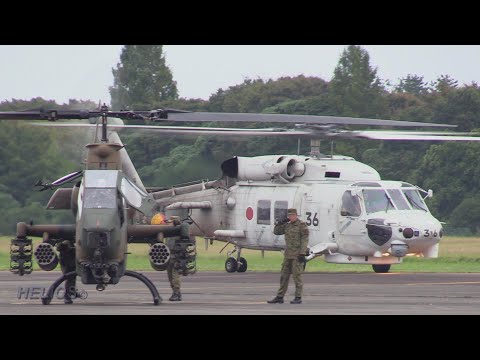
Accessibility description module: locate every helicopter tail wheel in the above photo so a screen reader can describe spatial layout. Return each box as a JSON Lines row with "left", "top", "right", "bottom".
{"left": 372, "top": 264, "right": 391, "bottom": 273}
{"left": 225, "top": 258, "right": 238, "bottom": 273}
{"left": 237, "top": 257, "right": 248, "bottom": 272}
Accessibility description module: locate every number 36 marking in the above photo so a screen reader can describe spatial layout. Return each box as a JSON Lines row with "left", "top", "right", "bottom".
{"left": 306, "top": 212, "right": 319, "bottom": 227}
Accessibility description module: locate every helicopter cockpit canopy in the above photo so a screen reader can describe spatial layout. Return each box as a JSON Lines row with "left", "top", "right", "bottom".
{"left": 83, "top": 171, "right": 118, "bottom": 209}
{"left": 350, "top": 181, "right": 429, "bottom": 214}
{"left": 81, "top": 170, "right": 155, "bottom": 215}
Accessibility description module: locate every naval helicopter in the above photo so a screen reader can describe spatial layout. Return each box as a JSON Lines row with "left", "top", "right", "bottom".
{"left": 135, "top": 112, "right": 480, "bottom": 274}
{"left": 4, "top": 107, "right": 480, "bottom": 283}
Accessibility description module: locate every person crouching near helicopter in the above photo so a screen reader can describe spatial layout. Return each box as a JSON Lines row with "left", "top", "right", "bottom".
{"left": 151, "top": 213, "right": 183, "bottom": 301}
{"left": 268, "top": 208, "right": 309, "bottom": 305}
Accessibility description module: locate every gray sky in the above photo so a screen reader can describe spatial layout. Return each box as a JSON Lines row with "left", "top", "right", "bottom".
{"left": 1, "top": 45, "right": 479, "bottom": 105}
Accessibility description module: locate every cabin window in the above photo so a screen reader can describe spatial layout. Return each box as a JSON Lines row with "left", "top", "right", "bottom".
{"left": 257, "top": 200, "right": 271, "bottom": 225}
{"left": 274, "top": 201, "right": 288, "bottom": 222}
{"left": 341, "top": 191, "right": 361, "bottom": 217}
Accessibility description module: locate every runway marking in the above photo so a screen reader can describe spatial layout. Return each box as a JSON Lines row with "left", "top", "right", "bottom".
{"left": 405, "top": 281, "right": 480, "bottom": 286}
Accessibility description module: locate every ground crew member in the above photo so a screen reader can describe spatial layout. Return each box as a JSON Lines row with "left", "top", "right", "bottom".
{"left": 166, "top": 238, "right": 182, "bottom": 301}
{"left": 268, "top": 208, "right": 309, "bottom": 304}
{"left": 56, "top": 240, "right": 76, "bottom": 304}
{"left": 151, "top": 213, "right": 183, "bottom": 301}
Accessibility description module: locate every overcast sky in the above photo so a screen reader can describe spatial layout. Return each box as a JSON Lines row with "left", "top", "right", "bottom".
{"left": 1, "top": 45, "right": 479, "bottom": 105}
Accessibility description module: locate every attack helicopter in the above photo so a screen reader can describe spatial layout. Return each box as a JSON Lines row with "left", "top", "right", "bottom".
{"left": 1, "top": 106, "right": 197, "bottom": 305}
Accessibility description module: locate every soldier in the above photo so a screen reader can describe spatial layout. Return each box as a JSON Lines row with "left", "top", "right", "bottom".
{"left": 56, "top": 240, "right": 77, "bottom": 304}
{"left": 268, "top": 208, "right": 309, "bottom": 304}
{"left": 152, "top": 213, "right": 183, "bottom": 301}
{"left": 166, "top": 238, "right": 182, "bottom": 301}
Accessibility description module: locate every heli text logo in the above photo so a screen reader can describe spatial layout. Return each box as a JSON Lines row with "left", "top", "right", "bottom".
{"left": 17, "top": 286, "right": 88, "bottom": 300}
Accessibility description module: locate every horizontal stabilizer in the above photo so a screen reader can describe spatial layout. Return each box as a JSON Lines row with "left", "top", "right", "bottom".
{"left": 165, "top": 201, "right": 212, "bottom": 210}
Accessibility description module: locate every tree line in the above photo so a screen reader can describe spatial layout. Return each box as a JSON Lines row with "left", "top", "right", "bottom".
{"left": 1, "top": 45, "right": 480, "bottom": 234}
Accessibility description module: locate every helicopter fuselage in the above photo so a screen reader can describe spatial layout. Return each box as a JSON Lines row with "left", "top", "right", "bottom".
{"left": 155, "top": 155, "right": 443, "bottom": 268}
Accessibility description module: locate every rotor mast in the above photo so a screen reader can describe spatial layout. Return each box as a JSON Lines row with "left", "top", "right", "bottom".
{"left": 101, "top": 104, "right": 109, "bottom": 143}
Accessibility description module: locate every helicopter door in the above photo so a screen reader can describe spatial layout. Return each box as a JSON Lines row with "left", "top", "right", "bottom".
{"left": 251, "top": 185, "right": 276, "bottom": 247}
{"left": 337, "top": 190, "right": 365, "bottom": 244}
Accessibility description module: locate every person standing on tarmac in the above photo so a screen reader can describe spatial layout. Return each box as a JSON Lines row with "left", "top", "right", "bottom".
{"left": 268, "top": 208, "right": 309, "bottom": 305}
{"left": 151, "top": 214, "right": 183, "bottom": 301}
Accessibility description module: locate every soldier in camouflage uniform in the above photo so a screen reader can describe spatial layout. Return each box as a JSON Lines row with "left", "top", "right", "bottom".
{"left": 268, "top": 208, "right": 309, "bottom": 304}
{"left": 151, "top": 213, "right": 183, "bottom": 301}
{"left": 165, "top": 235, "right": 182, "bottom": 301}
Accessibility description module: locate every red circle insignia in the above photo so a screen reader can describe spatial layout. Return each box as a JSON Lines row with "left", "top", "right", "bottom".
{"left": 246, "top": 207, "right": 254, "bottom": 220}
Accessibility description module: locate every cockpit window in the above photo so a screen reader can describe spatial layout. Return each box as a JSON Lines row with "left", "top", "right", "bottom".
{"left": 363, "top": 189, "right": 391, "bottom": 214}
{"left": 402, "top": 189, "right": 428, "bottom": 211}
{"left": 387, "top": 189, "right": 410, "bottom": 210}
{"left": 341, "top": 191, "right": 361, "bottom": 217}
{"left": 84, "top": 188, "right": 117, "bottom": 209}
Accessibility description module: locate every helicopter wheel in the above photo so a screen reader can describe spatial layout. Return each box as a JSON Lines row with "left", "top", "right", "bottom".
{"left": 372, "top": 264, "right": 391, "bottom": 273}
{"left": 225, "top": 258, "right": 238, "bottom": 273}
{"left": 237, "top": 257, "right": 248, "bottom": 272}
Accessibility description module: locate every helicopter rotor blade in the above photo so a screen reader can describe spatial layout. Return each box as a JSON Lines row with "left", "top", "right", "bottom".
{"left": 165, "top": 112, "right": 457, "bottom": 128}
{"left": 29, "top": 123, "right": 312, "bottom": 136}
{"left": 348, "top": 130, "right": 480, "bottom": 141}
{"left": 29, "top": 123, "right": 480, "bottom": 141}
{"left": 1, "top": 109, "right": 456, "bottom": 128}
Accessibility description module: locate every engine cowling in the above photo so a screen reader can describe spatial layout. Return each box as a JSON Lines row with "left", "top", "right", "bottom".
{"left": 221, "top": 156, "right": 305, "bottom": 182}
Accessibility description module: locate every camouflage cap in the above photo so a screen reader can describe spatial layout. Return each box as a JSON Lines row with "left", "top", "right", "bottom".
{"left": 287, "top": 208, "right": 298, "bottom": 215}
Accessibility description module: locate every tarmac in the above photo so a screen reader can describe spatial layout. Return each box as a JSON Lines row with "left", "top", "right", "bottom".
{"left": 2, "top": 271, "right": 480, "bottom": 314}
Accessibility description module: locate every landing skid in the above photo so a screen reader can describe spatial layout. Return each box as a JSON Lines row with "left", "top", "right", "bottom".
{"left": 41, "top": 270, "right": 162, "bottom": 305}
{"left": 124, "top": 270, "right": 162, "bottom": 305}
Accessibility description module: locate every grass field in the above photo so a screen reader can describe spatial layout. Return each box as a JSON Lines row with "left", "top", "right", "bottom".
{"left": 1, "top": 236, "right": 480, "bottom": 272}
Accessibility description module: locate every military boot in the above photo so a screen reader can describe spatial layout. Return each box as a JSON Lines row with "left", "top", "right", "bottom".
{"left": 267, "top": 296, "right": 284, "bottom": 304}
{"left": 290, "top": 297, "right": 302, "bottom": 304}
{"left": 169, "top": 291, "right": 182, "bottom": 301}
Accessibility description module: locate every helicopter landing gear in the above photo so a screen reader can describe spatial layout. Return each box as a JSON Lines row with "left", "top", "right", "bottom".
{"left": 124, "top": 270, "right": 162, "bottom": 305}
{"left": 225, "top": 246, "right": 248, "bottom": 273}
{"left": 41, "top": 271, "right": 77, "bottom": 305}
{"left": 372, "top": 264, "right": 391, "bottom": 273}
